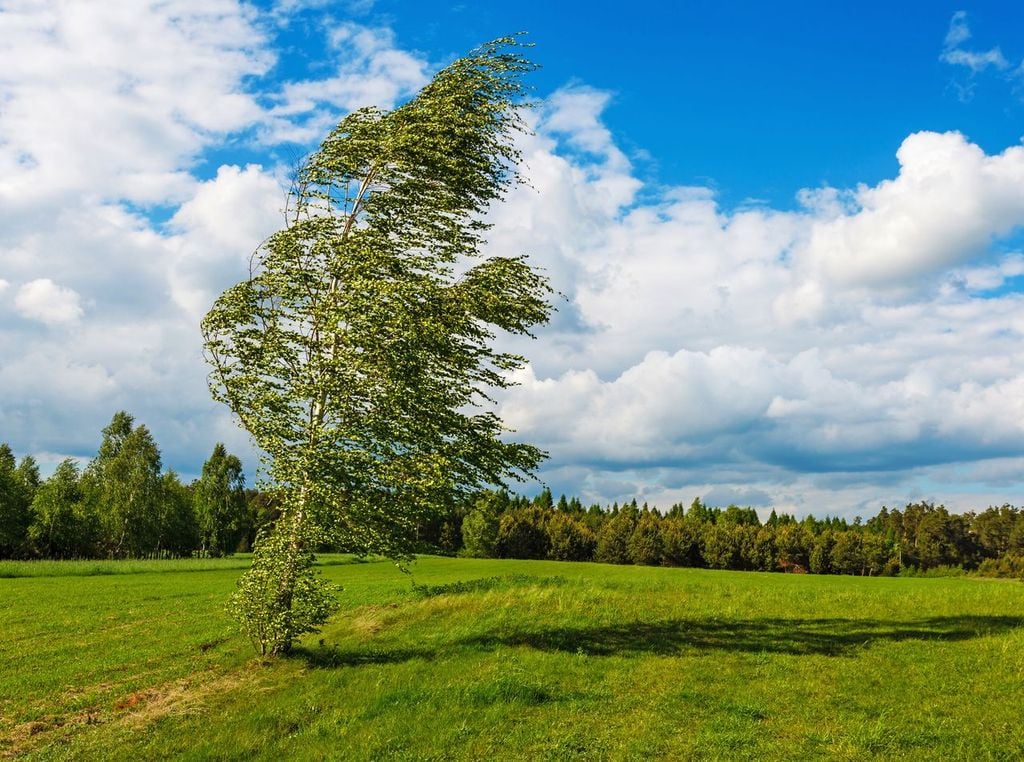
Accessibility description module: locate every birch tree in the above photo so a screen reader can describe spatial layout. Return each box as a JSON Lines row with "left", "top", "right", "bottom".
{"left": 202, "top": 37, "right": 552, "bottom": 655}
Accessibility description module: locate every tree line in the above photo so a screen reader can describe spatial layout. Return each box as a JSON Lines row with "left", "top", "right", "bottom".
{"left": 419, "top": 489, "right": 1024, "bottom": 579}
{"left": 5, "top": 413, "right": 1024, "bottom": 579}
{"left": 0, "top": 411, "right": 254, "bottom": 559}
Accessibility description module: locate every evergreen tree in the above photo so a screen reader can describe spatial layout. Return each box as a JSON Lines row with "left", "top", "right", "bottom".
{"left": 628, "top": 511, "right": 663, "bottom": 565}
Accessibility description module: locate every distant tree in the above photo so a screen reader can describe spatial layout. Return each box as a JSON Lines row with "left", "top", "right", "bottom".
{"left": 0, "top": 445, "right": 39, "bottom": 558}
{"left": 720, "top": 504, "right": 760, "bottom": 527}
{"left": 809, "top": 530, "right": 836, "bottom": 574}
{"left": 495, "top": 508, "right": 549, "bottom": 560}
{"left": 533, "top": 488, "right": 554, "bottom": 510}
{"left": 628, "top": 511, "right": 663, "bottom": 566}
{"left": 966, "top": 508, "right": 1015, "bottom": 557}
{"left": 461, "top": 491, "right": 504, "bottom": 558}
{"left": 595, "top": 509, "right": 635, "bottom": 564}
{"left": 84, "top": 412, "right": 164, "bottom": 557}
{"left": 915, "top": 509, "right": 958, "bottom": 569}
{"left": 751, "top": 526, "right": 778, "bottom": 572}
{"left": 701, "top": 523, "right": 739, "bottom": 570}
{"left": 158, "top": 470, "right": 199, "bottom": 556}
{"left": 831, "top": 531, "right": 865, "bottom": 575}
{"left": 661, "top": 518, "right": 702, "bottom": 567}
{"left": 28, "top": 459, "right": 86, "bottom": 558}
{"left": 775, "top": 524, "right": 811, "bottom": 572}
{"left": 547, "top": 512, "right": 596, "bottom": 561}
{"left": 193, "top": 443, "right": 247, "bottom": 556}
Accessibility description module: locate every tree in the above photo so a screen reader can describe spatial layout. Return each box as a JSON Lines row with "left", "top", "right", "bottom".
{"left": 462, "top": 491, "right": 504, "bottom": 558}
{"left": 0, "top": 445, "right": 35, "bottom": 557}
{"left": 495, "top": 508, "right": 550, "bottom": 560}
{"left": 661, "top": 518, "right": 702, "bottom": 567}
{"left": 157, "top": 471, "right": 200, "bottom": 556}
{"left": 201, "top": 38, "right": 552, "bottom": 655}
{"left": 595, "top": 508, "right": 635, "bottom": 565}
{"left": 83, "top": 412, "right": 165, "bottom": 557}
{"left": 28, "top": 459, "right": 85, "bottom": 558}
{"left": 702, "top": 523, "right": 739, "bottom": 570}
{"left": 628, "top": 511, "right": 663, "bottom": 566}
{"left": 547, "top": 512, "right": 596, "bottom": 561}
{"left": 193, "top": 443, "right": 247, "bottom": 555}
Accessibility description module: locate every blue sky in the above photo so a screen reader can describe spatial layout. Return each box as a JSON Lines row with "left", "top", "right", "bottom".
{"left": 2, "top": 1, "right": 1024, "bottom": 517}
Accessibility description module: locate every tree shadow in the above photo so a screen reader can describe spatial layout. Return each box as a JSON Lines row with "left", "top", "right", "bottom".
{"left": 460, "top": 615, "right": 1024, "bottom": 658}
{"left": 293, "top": 614, "right": 1024, "bottom": 667}
{"left": 293, "top": 643, "right": 436, "bottom": 668}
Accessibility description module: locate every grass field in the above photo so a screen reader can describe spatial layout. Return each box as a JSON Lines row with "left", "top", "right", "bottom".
{"left": 3, "top": 557, "right": 1024, "bottom": 760}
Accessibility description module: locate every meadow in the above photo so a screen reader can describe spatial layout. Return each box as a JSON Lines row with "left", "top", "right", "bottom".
{"left": 2, "top": 556, "right": 1023, "bottom": 760}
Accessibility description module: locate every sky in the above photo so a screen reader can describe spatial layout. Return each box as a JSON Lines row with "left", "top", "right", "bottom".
{"left": 2, "top": 1, "right": 1024, "bottom": 519}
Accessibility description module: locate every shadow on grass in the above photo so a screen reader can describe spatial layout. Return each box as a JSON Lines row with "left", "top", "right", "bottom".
{"left": 460, "top": 615, "right": 1024, "bottom": 658}
{"left": 294, "top": 614, "right": 1024, "bottom": 667}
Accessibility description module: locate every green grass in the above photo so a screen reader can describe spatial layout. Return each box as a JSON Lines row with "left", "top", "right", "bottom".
{"left": 3, "top": 557, "right": 1024, "bottom": 760}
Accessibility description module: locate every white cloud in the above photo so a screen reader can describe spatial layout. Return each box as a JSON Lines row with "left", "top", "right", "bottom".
{"left": 167, "top": 163, "right": 287, "bottom": 318}
{"left": 941, "top": 11, "right": 1010, "bottom": 74}
{"left": 483, "top": 93, "right": 1024, "bottom": 515}
{"left": 261, "top": 22, "right": 428, "bottom": 144}
{"left": 3, "top": 4, "right": 1024, "bottom": 518}
{"left": 14, "top": 278, "right": 84, "bottom": 325}
{"left": 0, "top": 1, "right": 272, "bottom": 207}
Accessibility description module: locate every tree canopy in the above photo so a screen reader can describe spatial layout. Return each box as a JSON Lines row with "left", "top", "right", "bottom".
{"left": 202, "top": 37, "right": 553, "bottom": 654}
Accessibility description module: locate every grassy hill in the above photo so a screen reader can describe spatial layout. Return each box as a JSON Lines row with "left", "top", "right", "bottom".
{"left": 3, "top": 556, "right": 1024, "bottom": 759}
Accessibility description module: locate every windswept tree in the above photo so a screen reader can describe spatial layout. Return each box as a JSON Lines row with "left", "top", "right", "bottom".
{"left": 202, "top": 38, "right": 552, "bottom": 655}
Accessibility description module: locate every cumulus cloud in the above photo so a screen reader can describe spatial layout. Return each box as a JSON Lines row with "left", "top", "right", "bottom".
{"left": 784, "top": 131, "right": 1024, "bottom": 302}
{"left": 14, "top": 279, "right": 84, "bottom": 325}
{"left": 3, "top": 3, "right": 1024, "bottom": 518}
{"left": 0, "top": 0, "right": 272, "bottom": 207}
{"left": 0, "top": 3, "right": 433, "bottom": 474}
{"left": 485, "top": 93, "right": 1024, "bottom": 516}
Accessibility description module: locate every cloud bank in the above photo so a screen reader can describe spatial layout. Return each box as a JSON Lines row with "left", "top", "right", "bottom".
{"left": 2, "top": 2, "right": 1024, "bottom": 519}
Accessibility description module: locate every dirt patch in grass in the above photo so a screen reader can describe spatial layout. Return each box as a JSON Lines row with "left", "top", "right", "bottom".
{"left": 2, "top": 667, "right": 262, "bottom": 757}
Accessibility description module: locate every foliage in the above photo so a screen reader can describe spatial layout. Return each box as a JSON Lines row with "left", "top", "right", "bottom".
{"left": 0, "top": 445, "right": 37, "bottom": 557}
{"left": 1, "top": 415, "right": 247, "bottom": 561}
{"left": 461, "top": 491, "right": 503, "bottom": 558}
{"left": 27, "top": 459, "right": 88, "bottom": 559}
{"left": 546, "top": 512, "right": 596, "bottom": 562}
{"left": 495, "top": 508, "right": 550, "bottom": 560}
{"left": 194, "top": 443, "right": 247, "bottom": 555}
{"left": 627, "top": 511, "right": 663, "bottom": 566}
{"left": 202, "top": 37, "right": 551, "bottom": 653}
{"left": 228, "top": 521, "right": 339, "bottom": 656}
{"left": 595, "top": 508, "right": 635, "bottom": 564}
